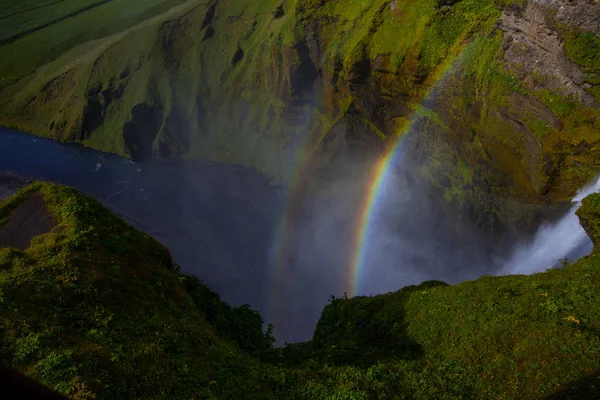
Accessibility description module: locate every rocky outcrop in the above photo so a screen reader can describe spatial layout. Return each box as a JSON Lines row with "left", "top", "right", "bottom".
{"left": 499, "top": 0, "right": 598, "bottom": 105}
{"left": 576, "top": 193, "right": 600, "bottom": 247}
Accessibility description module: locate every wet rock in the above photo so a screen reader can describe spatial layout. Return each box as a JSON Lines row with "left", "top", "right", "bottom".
{"left": 200, "top": 1, "right": 216, "bottom": 30}
{"left": 122, "top": 103, "right": 164, "bottom": 161}
{"left": 202, "top": 26, "right": 215, "bottom": 41}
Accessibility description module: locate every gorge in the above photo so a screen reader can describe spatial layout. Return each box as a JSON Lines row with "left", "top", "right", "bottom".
{"left": 1, "top": 0, "right": 600, "bottom": 398}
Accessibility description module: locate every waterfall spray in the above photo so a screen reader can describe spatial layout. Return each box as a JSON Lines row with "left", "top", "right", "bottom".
{"left": 499, "top": 177, "right": 600, "bottom": 275}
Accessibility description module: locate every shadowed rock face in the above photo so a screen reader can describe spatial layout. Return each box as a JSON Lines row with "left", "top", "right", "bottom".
{"left": 123, "top": 103, "right": 164, "bottom": 161}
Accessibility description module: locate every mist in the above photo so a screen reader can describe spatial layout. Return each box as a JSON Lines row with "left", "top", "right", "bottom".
{"left": 498, "top": 177, "right": 600, "bottom": 276}
{"left": 267, "top": 148, "right": 504, "bottom": 343}
{"left": 265, "top": 143, "right": 600, "bottom": 343}
{"left": 2, "top": 125, "right": 597, "bottom": 346}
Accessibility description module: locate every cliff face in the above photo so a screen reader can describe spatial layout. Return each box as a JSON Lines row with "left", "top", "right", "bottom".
{"left": 576, "top": 192, "right": 600, "bottom": 246}
{"left": 0, "top": 0, "right": 598, "bottom": 235}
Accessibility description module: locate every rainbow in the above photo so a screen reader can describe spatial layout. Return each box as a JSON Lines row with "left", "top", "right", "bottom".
{"left": 266, "top": 124, "right": 315, "bottom": 330}
{"left": 268, "top": 44, "right": 470, "bottom": 327}
{"left": 347, "top": 146, "right": 398, "bottom": 297}
{"left": 347, "top": 53, "right": 465, "bottom": 297}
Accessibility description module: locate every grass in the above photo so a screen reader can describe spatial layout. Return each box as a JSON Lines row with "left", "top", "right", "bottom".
{"left": 0, "top": 183, "right": 277, "bottom": 399}
{"left": 2, "top": 181, "right": 600, "bottom": 399}
{"left": 278, "top": 250, "right": 600, "bottom": 399}
{"left": 0, "top": 0, "right": 598, "bottom": 196}
{"left": 0, "top": 0, "right": 191, "bottom": 82}
{"left": 564, "top": 29, "right": 600, "bottom": 71}
{"left": 0, "top": 0, "right": 102, "bottom": 42}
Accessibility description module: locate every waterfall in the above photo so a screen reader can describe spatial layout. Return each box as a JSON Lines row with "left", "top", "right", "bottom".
{"left": 499, "top": 177, "right": 600, "bottom": 275}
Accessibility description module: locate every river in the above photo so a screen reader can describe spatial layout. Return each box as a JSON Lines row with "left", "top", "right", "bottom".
{"left": 0, "top": 127, "right": 281, "bottom": 317}
{"left": 0, "top": 127, "right": 596, "bottom": 344}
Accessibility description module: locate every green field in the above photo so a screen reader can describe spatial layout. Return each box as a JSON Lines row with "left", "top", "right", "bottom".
{"left": 0, "top": 0, "right": 104, "bottom": 43}
{"left": 0, "top": 0, "right": 191, "bottom": 82}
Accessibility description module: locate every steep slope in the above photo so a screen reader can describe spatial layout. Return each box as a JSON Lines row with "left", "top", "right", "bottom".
{"left": 0, "top": 182, "right": 277, "bottom": 399}
{"left": 1, "top": 183, "right": 600, "bottom": 399}
{"left": 0, "top": 0, "right": 598, "bottom": 235}
{"left": 279, "top": 194, "right": 600, "bottom": 399}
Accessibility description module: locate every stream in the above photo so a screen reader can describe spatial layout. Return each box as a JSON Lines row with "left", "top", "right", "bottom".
{"left": 0, "top": 127, "right": 281, "bottom": 317}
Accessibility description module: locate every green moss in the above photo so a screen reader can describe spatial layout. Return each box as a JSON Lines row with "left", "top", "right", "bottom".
{"left": 535, "top": 89, "right": 577, "bottom": 118}
{"left": 457, "top": 157, "right": 473, "bottom": 184}
{"left": 564, "top": 29, "right": 600, "bottom": 71}
{"left": 576, "top": 193, "right": 600, "bottom": 247}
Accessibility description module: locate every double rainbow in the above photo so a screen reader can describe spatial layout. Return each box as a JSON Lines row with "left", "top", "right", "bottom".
{"left": 268, "top": 49, "right": 466, "bottom": 330}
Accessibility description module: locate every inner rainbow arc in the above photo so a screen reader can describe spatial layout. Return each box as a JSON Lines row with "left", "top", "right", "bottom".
{"left": 347, "top": 136, "right": 403, "bottom": 297}
{"left": 347, "top": 50, "right": 467, "bottom": 298}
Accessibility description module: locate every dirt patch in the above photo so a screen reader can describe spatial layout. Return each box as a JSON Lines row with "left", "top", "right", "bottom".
{"left": 0, "top": 194, "right": 55, "bottom": 250}
{"left": 0, "top": 176, "right": 27, "bottom": 202}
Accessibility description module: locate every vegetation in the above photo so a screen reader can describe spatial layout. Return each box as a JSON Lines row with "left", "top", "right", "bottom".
{"left": 1, "top": 0, "right": 598, "bottom": 236}
{"left": 1, "top": 0, "right": 600, "bottom": 396}
{"left": 2, "top": 183, "right": 600, "bottom": 399}
{"left": 0, "top": 183, "right": 278, "bottom": 399}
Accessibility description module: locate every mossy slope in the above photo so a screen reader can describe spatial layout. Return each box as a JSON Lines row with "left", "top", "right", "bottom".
{"left": 1, "top": 0, "right": 598, "bottom": 199}
{"left": 0, "top": 182, "right": 277, "bottom": 399}
{"left": 2, "top": 183, "right": 600, "bottom": 399}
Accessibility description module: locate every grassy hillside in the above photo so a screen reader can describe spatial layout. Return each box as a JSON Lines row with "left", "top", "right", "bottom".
{"left": 0, "top": 0, "right": 598, "bottom": 241}
{"left": 0, "top": 182, "right": 278, "bottom": 399}
{"left": 1, "top": 183, "right": 600, "bottom": 399}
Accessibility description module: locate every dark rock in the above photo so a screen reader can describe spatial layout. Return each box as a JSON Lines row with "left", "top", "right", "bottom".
{"left": 122, "top": 102, "right": 163, "bottom": 161}
{"left": 202, "top": 26, "right": 215, "bottom": 41}
{"left": 289, "top": 41, "right": 319, "bottom": 105}
{"left": 575, "top": 140, "right": 592, "bottom": 156}
{"left": 373, "top": 53, "right": 392, "bottom": 73}
{"left": 232, "top": 47, "right": 244, "bottom": 66}
{"left": 437, "top": 0, "right": 459, "bottom": 7}
{"left": 273, "top": 4, "right": 284, "bottom": 19}
{"left": 576, "top": 194, "right": 600, "bottom": 247}
{"left": 200, "top": 1, "right": 216, "bottom": 30}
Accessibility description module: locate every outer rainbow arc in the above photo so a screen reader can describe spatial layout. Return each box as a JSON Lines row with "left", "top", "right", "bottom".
{"left": 266, "top": 129, "right": 316, "bottom": 331}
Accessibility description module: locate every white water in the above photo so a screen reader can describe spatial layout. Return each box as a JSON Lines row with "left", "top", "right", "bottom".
{"left": 499, "top": 177, "right": 600, "bottom": 275}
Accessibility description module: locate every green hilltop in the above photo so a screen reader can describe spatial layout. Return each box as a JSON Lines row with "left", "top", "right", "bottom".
{"left": 1, "top": 183, "right": 600, "bottom": 399}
